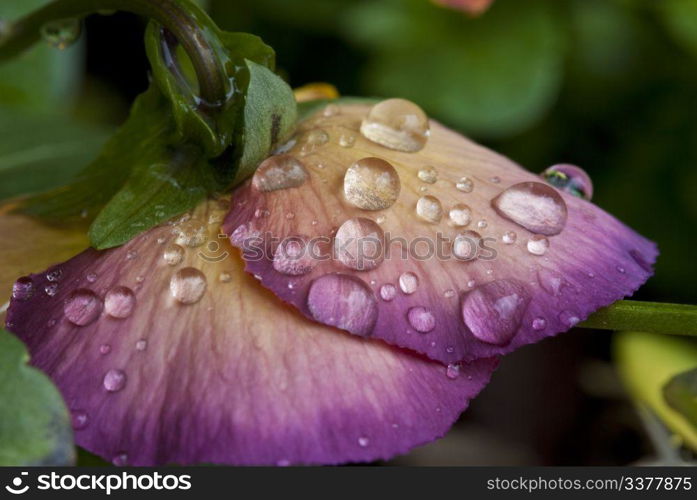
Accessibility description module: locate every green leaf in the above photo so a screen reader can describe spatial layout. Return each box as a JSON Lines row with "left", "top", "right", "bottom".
{"left": 232, "top": 59, "right": 297, "bottom": 184}
{"left": 664, "top": 367, "right": 697, "bottom": 428}
{"left": 0, "top": 108, "right": 109, "bottom": 201}
{"left": 343, "top": 0, "right": 565, "bottom": 137}
{"left": 0, "top": 0, "right": 80, "bottom": 110}
{"left": 0, "top": 329, "right": 74, "bottom": 466}
{"left": 659, "top": 0, "right": 697, "bottom": 58}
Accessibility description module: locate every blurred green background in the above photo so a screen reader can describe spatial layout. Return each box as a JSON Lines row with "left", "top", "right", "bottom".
{"left": 2, "top": 0, "right": 696, "bottom": 465}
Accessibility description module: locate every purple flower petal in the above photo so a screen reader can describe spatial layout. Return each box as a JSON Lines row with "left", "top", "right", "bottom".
{"left": 222, "top": 101, "right": 658, "bottom": 364}
{"left": 5, "top": 200, "right": 496, "bottom": 466}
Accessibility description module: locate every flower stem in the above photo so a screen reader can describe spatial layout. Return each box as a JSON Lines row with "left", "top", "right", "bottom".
{"left": 580, "top": 300, "right": 697, "bottom": 337}
{"left": 0, "top": 0, "right": 228, "bottom": 106}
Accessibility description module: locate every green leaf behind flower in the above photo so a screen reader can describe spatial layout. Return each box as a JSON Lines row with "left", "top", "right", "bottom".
{"left": 664, "top": 367, "right": 697, "bottom": 428}
{"left": 0, "top": 329, "right": 74, "bottom": 466}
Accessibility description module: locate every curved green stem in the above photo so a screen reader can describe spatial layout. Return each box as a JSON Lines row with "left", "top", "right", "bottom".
{"left": 0, "top": 0, "right": 228, "bottom": 106}
{"left": 581, "top": 300, "right": 697, "bottom": 336}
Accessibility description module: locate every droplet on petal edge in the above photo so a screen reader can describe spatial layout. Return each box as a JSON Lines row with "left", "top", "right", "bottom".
{"left": 252, "top": 155, "right": 309, "bottom": 192}
{"left": 542, "top": 164, "right": 593, "bottom": 200}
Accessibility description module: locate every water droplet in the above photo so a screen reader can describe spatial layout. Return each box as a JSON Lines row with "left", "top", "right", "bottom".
{"left": 135, "top": 339, "right": 148, "bottom": 351}
{"left": 323, "top": 104, "right": 339, "bottom": 117}
{"left": 125, "top": 250, "right": 138, "bottom": 261}
{"left": 104, "top": 286, "right": 136, "bottom": 319}
{"left": 86, "top": 272, "right": 98, "bottom": 283}
{"left": 492, "top": 182, "right": 568, "bottom": 235}
{"left": 418, "top": 166, "right": 438, "bottom": 184}
{"left": 163, "top": 244, "right": 185, "bottom": 266}
{"left": 532, "top": 317, "right": 547, "bottom": 331}
{"left": 273, "top": 236, "right": 317, "bottom": 276}
{"left": 71, "top": 410, "right": 89, "bottom": 430}
{"left": 616, "top": 265, "right": 626, "bottom": 274}
{"left": 360, "top": 98, "right": 429, "bottom": 152}
{"left": 156, "top": 236, "right": 167, "bottom": 245}
{"left": 537, "top": 268, "right": 569, "bottom": 296}
{"left": 490, "top": 176, "right": 501, "bottom": 184}
{"left": 446, "top": 363, "right": 461, "bottom": 379}
{"left": 12, "top": 277, "right": 33, "bottom": 301}
{"left": 307, "top": 274, "right": 378, "bottom": 336}
{"left": 448, "top": 204, "right": 472, "bottom": 227}
{"left": 112, "top": 452, "right": 128, "bottom": 466}
{"left": 542, "top": 164, "right": 593, "bottom": 200}
{"left": 103, "top": 369, "right": 126, "bottom": 392}
{"left": 64, "top": 289, "right": 102, "bottom": 326}
{"left": 456, "top": 177, "right": 474, "bottom": 193}
{"left": 46, "top": 269, "right": 63, "bottom": 282}
{"left": 477, "top": 219, "right": 488, "bottom": 229}
{"left": 334, "top": 218, "right": 385, "bottom": 271}
{"left": 559, "top": 310, "right": 580, "bottom": 327}
{"left": 407, "top": 306, "right": 436, "bottom": 333}
{"left": 41, "top": 18, "right": 81, "bottom": 50}
{"left": 453, "top": 230, "right": 481, "bottom": 260}
{"left": 344, "top": 157, "right": 401, "bottom": 210}
{"left": 174, "top": 222, "right": 207, "bottom": 248}
{"left": 219, "top": 272, "right": 232, "bottom": 283}
{"left": 502, "top": 231, "right": 517, "bottom": 244}
{"left": 305, "top": 129, "right": 330, "bottom": 148}
{"left": 253, "top": 154, "right": 309, "bottom": 192}
{"left": 444, "top": 289, "right": 456, "bottom": 298}
{"left": 380, "top": 283, "right": 397, "bottom": 301}
{"left": 170, "top": 268, "right": 207, "bottom": 305}
{"left": 461, "top": 279, "right": 530, "bottom": 345}
{"left": 416, "top": 195, "right": 443, "bottom": 223}
{"left": 358, "top": 436, "right": 370, "bottom": 447}
{"left": 99, "top": 344, "right": 111, "bottom": 355}
{"left": 339, "top": 132, "right": 356, "bottom": 148}
{"left": 376, "top": 215, "right": 386, "bottom": 224}
{"left": 399, "top": 272, "right": 419, "bottom": 294}
{"left": 527, "top": 235, "right": 549, "bottom": 256}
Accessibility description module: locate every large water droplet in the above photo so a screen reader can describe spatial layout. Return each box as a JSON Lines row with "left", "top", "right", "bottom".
{"left": 104, "top": 286, "right": 136, "bottom": 319}
{"left": 334, "top": 218, "right": 385, "bottom": 271}
{"left": 492, "top": 182, "right": 568, "bottom": 236}
{"left": 360, "top": 98, "right": 429, "bottom": 152}
{"left": 380, "top": 283, "right": 397, "bottom": 301}
{"left": 527, "top": 235, "right": 549, "bottom": 256}
{"left": 344, "top": 157, "right": 401, "bottom": 210}
{"left": 416, "top": 195, "right": 443, "bottom": 223}
{"left": 418, "top": 167, "right": 438, "bottom": 184}
{"left": 449, "top": 204, "right": 472, "bottom": 227}
{"left": 542, "top": 164, "right": 593, "bottom": 200}
{"left": 461, "top": 280, "right": 530, "bottom": 345}
{"left": 399, "top": 272, "right": 419, "bottom": 294}
{"left": 12, "top": 277, "right": 34, "bottom": 301}
{"left": 163, "top": 244, "right": 185, "bottom": 266}
{"left": 253, "top": 154, "right": 309, "bottom": 192}
{"left": 407, "top": 306, "right": 436, "bottom": 333}
{"left": 307, "top": 274, "right": 378, "bottom": 336}
{"left": 41, "top": 18, "right": 81, "bottom": 50}
{"left": 273, "top": 236, "right": 317, "bottom": 276}
{"left": 170, "top": 268, "right": 207, "bottom": 304}
{"left": 64, "top": 289, "right": 103, "bottom": 326}
{"left": 103, "top": 369, "right": 126, "bottom": 392}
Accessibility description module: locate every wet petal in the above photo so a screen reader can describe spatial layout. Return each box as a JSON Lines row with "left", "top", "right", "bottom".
{"left": 6, "top": 200, "right": 496, "bottom": 466}
{"left": 223, "top": 101, "right": 657, "bottom": 364}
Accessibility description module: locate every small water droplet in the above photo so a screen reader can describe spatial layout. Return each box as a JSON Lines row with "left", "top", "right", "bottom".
{"left": 399, "top": 272, "right": 419, "bottom": 294}
{"left": 135, "top": 339, "right": 148, "bottom": 351}
{"left": 537, "top": 268, "right": 569, "bottom": 296}
{"left": 456, "top": 177, "right": 474, "bottom": 193}
{"left": 273, "top": 236, "right": 317, "bottom": 275}
{"left": 174, "top": 221, "right": 207, "bottom": 248}
{"left": 334, "top": 218, "right": 385, "bottom": 271}
{"left": 46, "top": 269, "right": 63, "bottom": 282}
{"left": 360, "top": 98, "right": 429, "bottom": 152}
{"left": 542, "top": 164, "right": 593, "bottom": 200}
{"left": 103, "top": 369, "right": 126, "bottom": 392}
{"left": 502, "top": 231, "right": 517, "bottom": 244}
{"left": 64, "top": 289, "right": 102, "bottom": 326}
{"left": 99, "top": 344, "right": 111, "bottom": 355}
{"left": 41, "top": 18, "right": 81, "bottom": 50}
{"left": 376, "top": 215, "right": 386, "bottom": 224}
{"left": 156, "top": 236, "right": 167, "bottom": 245}
{"left": 163, "top": 244, "right": 185, "bottom": 266}
{"left": 112, "top": 452, "right": 128, "bottom": 466}
{"left": 219, "top": 272, "right": 232, "bottom": 283}
{"left": 339, "top": 132, "right": 356, "bottom": 148}
{"left": 490, "top": 176, "right": 501, "bottom": 184}
{"left": 477, "top": 219, "right": 488, "bottom": 229}
{"left": 418, "top": 166, "right": 438, "bottom": 184}
{"left": 253, "top": 154, "right": 309, "bottom": 192}
{"left": 104, "top": 286, "right": 135, "bottom": 319}
{"left": 527, "top": 235, "right": 549, "bottom": 256}
{"left": 407, "top": 306, "right": 436, "bottom": 333}
{"left": 461, "top": 280, "right": 530, "bottom": 345}
{"left": 446, "top": 363, "right": 461, "bottom": 379}
{"left": 559, "top": 310, "right": 580, "bottom": 327}
{"left": 616, "top": 265, "right": 626, "bottom": 274}
{"left": 307, "top": 274, "right": 378, "bottom": 336}
{"left": 492, "top": 182, "right": 568, "bottom": 235}
{"left": 532, "top": 317, "right": 547, "bottom": 331}
{"left": 170, "top": 268, "right": 207, "bottom": 304}
{"left": 71, "top": 410, "right": 89, "bottom": 430}
{"left": 358, "top": 436, "right": 370, "bottom": 447}
{"left": 276, "top": 459, "right": 291, "bottom": 467}
{"left": 380, "top": 283, "right": 397, "bottom": 301}
{"left": 444, "top": 289, "right": 456, "bottom": 298}
{"left": 416, "top": 195, "right": 443, "bottom": 223}
{"left": 323, "top": 104, "right": 339, "bottom": 117}
{"left": 344, "top": 157, "right": 401, "bottom": 210}
{"left": 448, "top": 203, "right": 472, "bottom": 227}
{"left": 12, "top": 277, "right": 33, "bottom": 301}
{"left": 125, "top": 250, "right": 138, "bottom": 261}
{"left": 86, "top": 272, "right": 98, "bottom": 283}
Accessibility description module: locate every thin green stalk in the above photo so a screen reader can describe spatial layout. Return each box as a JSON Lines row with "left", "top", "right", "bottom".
{"left": 581, "top": 300, "right": 697, "bottom": 336}
{"left": 0, "top": 0, "right": 228, "bottom": 106}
